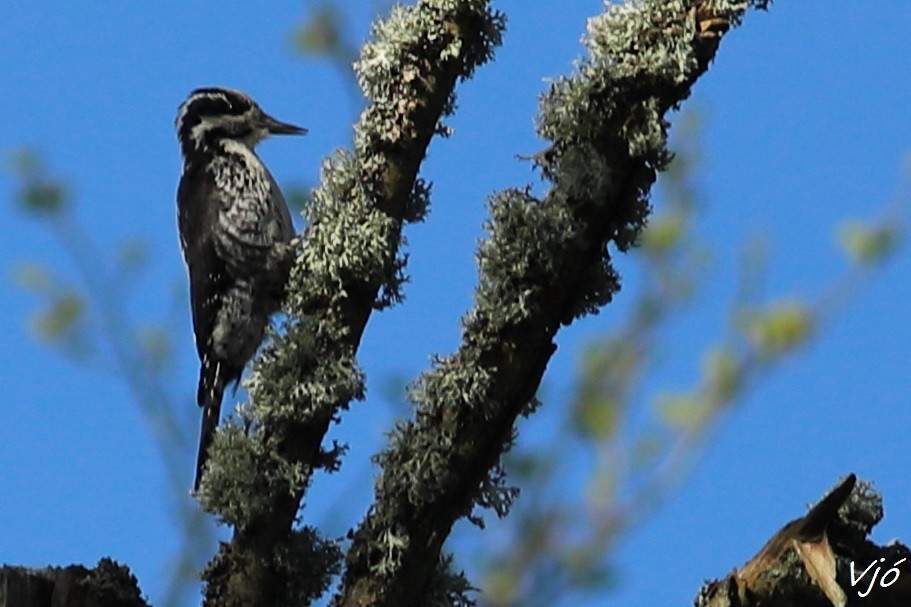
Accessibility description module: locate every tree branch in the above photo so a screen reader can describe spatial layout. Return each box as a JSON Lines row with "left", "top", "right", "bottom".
{"left": 197, "top": 1, "right": 505, "bottom": 605}
{"left": 696, "top": 474, "right": 911, "bottom": 607}
{"left": 337, "top": 1, "right": 771, "bottom": 606}
{"left": 0, "top": 559, "right": 148, "bottom": 607}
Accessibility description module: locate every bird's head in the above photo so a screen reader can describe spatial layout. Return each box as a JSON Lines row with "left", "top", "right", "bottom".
{"left": 176, "top": 87, "right": 306, "bottom": 155}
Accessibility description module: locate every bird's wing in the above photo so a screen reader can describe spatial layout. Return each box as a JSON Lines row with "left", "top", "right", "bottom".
{"left": 264, "top": 165, "right": 295, "bottom": 243}
{"left": 177, "top": 167, "right": 232, "bottom": 364}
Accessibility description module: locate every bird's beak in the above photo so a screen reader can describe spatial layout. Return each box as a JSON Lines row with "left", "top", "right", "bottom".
{"left": 261, "top": 113, "right": 308, "bottom": 136}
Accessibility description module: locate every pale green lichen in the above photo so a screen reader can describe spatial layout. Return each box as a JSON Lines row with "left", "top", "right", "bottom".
{"left": 363, "top": 0, "right": 767, "bottom": 595}
{"left": 276, "top": 528, "right": 343, "bottom": 606}
{"left": 197, "top": 419, "right": 310, "bottom": 528}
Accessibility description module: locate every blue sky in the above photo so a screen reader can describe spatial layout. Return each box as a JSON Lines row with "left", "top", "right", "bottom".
{"left": 0, "top": 2, "right": 909, "bottom": 606}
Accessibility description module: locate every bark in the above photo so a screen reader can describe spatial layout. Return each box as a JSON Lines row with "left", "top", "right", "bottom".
{"left": 0, "top": 559, "right": 147, "bottom": 607}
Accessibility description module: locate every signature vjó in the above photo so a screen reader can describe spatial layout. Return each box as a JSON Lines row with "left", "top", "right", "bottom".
{"left": 850, "top": 557, "right": 906, "bottom": 598}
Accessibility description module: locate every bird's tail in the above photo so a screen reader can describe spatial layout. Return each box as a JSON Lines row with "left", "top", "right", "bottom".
{"left": 194, "top": 359, "right": 224, "bottom": 492}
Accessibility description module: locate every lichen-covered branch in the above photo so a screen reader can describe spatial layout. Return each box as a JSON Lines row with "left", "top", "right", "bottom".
{"left": 336, "top": 2, "right": 770, "bottom": 606}
{"left": 197, "top": 1, "right": 505, "bottom": 606}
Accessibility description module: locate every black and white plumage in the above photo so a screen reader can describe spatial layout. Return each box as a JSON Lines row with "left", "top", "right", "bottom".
{"left": 175, "top": 87, "right": 306, "bottom": 490}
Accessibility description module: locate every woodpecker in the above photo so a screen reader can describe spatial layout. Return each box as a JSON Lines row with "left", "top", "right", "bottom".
{"left": 175, "top": 87, "right": 306, "bottom": 491}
